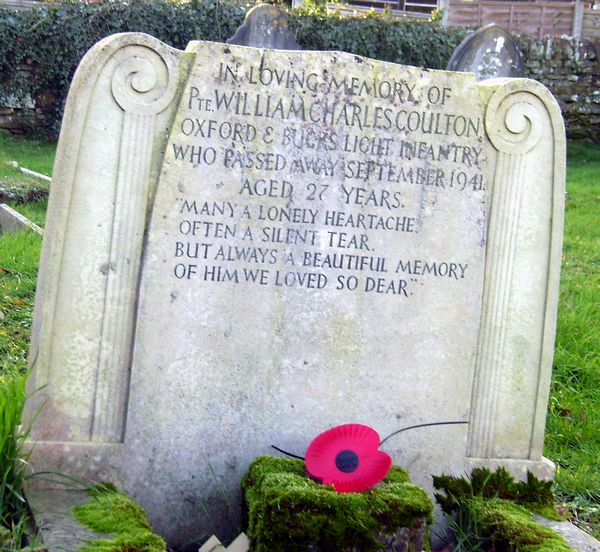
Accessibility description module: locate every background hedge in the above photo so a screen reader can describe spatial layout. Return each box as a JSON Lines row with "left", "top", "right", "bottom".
{"left": 0, "top": 0, "right": 469, "bottom": 136}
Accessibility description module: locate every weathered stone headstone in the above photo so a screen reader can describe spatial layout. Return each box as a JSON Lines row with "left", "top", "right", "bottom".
{"left": 447, "top": 24, "right": 526, "bottom": 81}
{"left": 25, "top": 30, "right": 565, "bottom": 546}
{"left": 227, "top": 4, "right": 300, "bottom": 50}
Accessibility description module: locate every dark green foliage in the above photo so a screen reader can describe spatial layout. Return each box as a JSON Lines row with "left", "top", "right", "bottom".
{"left": 242, "top": 455, "right": 433, "bottom": 552}
{"left": 291, "top": 5, "right": 468, "bottom": 68}
{"left": 0, "top": 0, "right": 249, "bottom": 136}
{"left": 0, "top": 1, "right": 469, "bottom": 137}
{"left": 72, "top": 484, "right": 166, "bottom": 551}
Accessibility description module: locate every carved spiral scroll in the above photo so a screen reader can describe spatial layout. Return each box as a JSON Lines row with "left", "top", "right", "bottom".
{"left": 485, "top": 82, "right": 549, "bottom": 155}
{"left": 111, "top": 43, "right": 178, "bottom": 115}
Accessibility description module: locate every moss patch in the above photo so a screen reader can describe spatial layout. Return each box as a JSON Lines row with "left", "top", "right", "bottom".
{"left": 434, "top": 468, "right": 575, "bottom": 551}
{"left": 242, "top": 456, "right": 433, "bottom": 552}
{"left": 465, "top": 498, "right": 575, "bottom": 552}
{"left": 434, "top": 467, "right": 559, "bottom": 520}
{"left": 72, "top": 484, "right": 166, "bottom": 552}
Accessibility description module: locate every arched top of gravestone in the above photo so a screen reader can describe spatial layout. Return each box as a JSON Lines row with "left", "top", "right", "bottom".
{"left": 227, "top": 3, "right": 301, "bottom": 50}
{"left": 447, "top": 23, "right": 525, "bottom": 81}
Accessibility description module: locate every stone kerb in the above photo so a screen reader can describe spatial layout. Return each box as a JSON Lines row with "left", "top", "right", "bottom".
{"left": 23, "top": 32, "right": 565, "bottom": 546}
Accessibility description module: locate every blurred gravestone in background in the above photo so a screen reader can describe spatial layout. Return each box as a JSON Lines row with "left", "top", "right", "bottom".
{"left": 447, "top": 24, "right": 525, "bottom": 80}
{"left": 227, "top": 4, "right": 301, "bottom": 50}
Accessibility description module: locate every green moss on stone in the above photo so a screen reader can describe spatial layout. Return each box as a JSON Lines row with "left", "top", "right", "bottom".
{"left": 242, "top": 456, "right": 433, "bottom": 552}
{"left": 72, "top": 484, "right": 166, "bottom": 552}
{"left": 434, "top": 467, "right": 558, "bottom": 518}
{"left": 465, "top": 498, "right": 575, "bottom": 552}
{"left": 434, "top": 469, "right": 575, "bottom": 551}
{"left": 76, "top": 530, "right": 166, "bottom": 552}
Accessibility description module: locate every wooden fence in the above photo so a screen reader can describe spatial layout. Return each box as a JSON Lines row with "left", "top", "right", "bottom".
{"left": 326, "top": 0, "right": 437, "bottom": 17}
{"left": 445, "top": 0, "right": 600, "bottom": 40}
{"left": 330, "top": 0, "right": 600, "bottom": 38}
{"left": 0, "top": 0, "right": 45, "bottom": 8}
{"left": 583, "top": 7, "right": 600, "bottom": 39}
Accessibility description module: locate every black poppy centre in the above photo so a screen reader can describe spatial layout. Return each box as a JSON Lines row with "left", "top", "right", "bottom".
{"left": 335, "top": 450, "right": 360, "bottom": 473}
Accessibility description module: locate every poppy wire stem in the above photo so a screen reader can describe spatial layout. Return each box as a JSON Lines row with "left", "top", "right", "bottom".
{"left": 379, "top": 421, "right": 469, "bottom": 446}
{"left": 271, "top": 421, "right": 468, "bottom": 460}
{"left": 271, "top": 444, "right": 305, "bottom": 460}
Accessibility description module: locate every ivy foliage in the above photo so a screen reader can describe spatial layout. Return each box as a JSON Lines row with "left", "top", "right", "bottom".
{"left": 0, "top": 0, "right": 469, "bottom": 137}
{"left": 0, "top": 0, "right": 250, "bottom": 136}
{"left": 291, "top": 3, "right": 468, "bottom": 69}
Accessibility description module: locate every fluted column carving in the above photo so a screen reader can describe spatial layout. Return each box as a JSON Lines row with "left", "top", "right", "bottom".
{"left": 468, "top": 80, "right": 554, "bottom": 460}
{"left": 92, "top": 43, "right": 179, "bottom": 442}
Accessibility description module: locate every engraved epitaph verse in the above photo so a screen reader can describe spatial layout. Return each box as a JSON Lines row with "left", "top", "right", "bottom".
{"left": 160, "top": 47, "right": 487, "bottom": 299}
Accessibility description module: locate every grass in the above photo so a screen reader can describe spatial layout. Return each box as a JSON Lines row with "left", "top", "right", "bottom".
{"left": 0, "top": 133, "right": 53, "bottom": 206}
{"left": 0, "top": 362, "right": 36, "bottom": 550}
{"left": 0, "top": 231, "right": 42, "bottom": 370}
{"left": 544, "top": 141, "right": 600, "bottom": 536}
{"left": 0, "top": 136, "right": 598, "bottom": 545}
{"left": 9, "top": 199, "right": 48, "bottom": 228}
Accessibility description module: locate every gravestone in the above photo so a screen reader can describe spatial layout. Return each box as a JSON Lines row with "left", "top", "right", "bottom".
{"left": 447, "top": 24, "right": 525, "bottom": 81}
{"left": 227, "top": 3, "right": 300, "bottom": 50}
{"left": 24, "top": 30, "right": 565, "bottom": 546}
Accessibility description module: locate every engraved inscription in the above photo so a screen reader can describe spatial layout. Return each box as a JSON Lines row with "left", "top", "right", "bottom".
{"left": 162, "top": 51, "right": 486, "bottom": 299}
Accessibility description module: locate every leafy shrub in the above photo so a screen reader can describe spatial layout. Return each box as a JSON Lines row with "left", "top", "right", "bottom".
{"left": 291, "top": 4, "right": 468, "bottom": 68}
{"left": 0, "top": 0, "right": 469, "bottom": 137}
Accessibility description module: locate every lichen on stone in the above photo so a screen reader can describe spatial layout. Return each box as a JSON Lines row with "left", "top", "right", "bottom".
{"left": 241, "top": 455, "right": 433, "bottom": 552}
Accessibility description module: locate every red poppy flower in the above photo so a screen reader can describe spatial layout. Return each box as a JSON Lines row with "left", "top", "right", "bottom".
{"left": 305, "top": 424, "right": 392, "bottom": 493}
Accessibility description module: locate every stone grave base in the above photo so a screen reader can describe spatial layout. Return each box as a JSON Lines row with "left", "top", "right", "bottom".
{"left": 25, "top": 488, "right": 600, "bottom": 552}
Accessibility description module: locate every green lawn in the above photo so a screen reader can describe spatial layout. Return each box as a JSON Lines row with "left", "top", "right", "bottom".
{"left": 0, "top": 231, "right": 41, "bottom": 370}
{"left": 0, "top": 133, "right": 53, "bottom": 207}
{"left": 0, "top": 136, "right": 599, "bottom": 539}
{"left": 10, "top": 198, "right": 48, "bottom": 228}
{"left": 545, "top": 141, "right": 600, "bottom": 536}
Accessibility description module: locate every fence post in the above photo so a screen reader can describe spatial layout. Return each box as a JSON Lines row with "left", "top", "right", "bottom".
{"left": 573, "top": 0, "right": 584, "bottom": 38}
